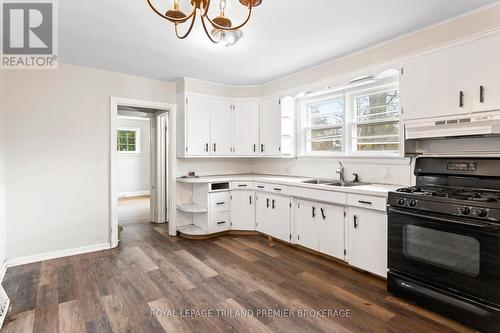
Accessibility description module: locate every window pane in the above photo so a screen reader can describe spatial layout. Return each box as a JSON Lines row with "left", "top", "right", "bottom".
{"left": 128, "top": 144, "right": 136, "bottom": 152}
{"left": 356, "top": 90, "right": 399, "bottom": 121}
{"left": 311, "top": 139, "right": 342, "bottom": 152}
{"left": 356, "top": 121, "right": 399, "bottom": 138}
{"left": 118, "top": 145, "right": 128, "bottom": 151}
{"left": 309, "top": 99, "right": 344, "bottom": 127}
{"left": 311, "top": 127, "right": 342, "bottom": 139}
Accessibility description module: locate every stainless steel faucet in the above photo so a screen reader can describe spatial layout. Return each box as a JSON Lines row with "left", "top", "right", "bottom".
{"left": 336, "top": 162, "right": 345, "bottom": 183}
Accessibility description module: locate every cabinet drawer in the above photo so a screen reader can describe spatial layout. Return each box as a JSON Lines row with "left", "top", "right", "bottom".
{"left": 210, "top": 212, "right": 230, "bottom": 233}
{"left": 269, "top": 184, "right": 288, "bottom": 195}
{"left": 288, "top": 187, "right": 347, "bottom": 205}
{"left": 210, "top": 192, "right": 230, "bottom": 212}
{"left": 231, "top": 182, "right": 253, "bottom": 190}
{"left": 347, "top": 194, "right": 387, "bottom": 212}
{"left": 253, "top": 183, "right": 269, "bottom": 192}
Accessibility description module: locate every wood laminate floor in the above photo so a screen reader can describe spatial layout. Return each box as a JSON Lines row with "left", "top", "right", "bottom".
{"left": 118, "top": 196, "right": 151, "bottom": 226}
{"left": 1, "top": 224, "right": 474, "bottom": 333}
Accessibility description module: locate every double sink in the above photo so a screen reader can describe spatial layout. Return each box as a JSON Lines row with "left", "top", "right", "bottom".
{"left": 301, "top": 179, "right": 368, "bottom": 187}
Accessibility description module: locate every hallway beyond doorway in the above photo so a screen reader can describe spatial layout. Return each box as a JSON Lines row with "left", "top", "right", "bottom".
{"left": 118, "top": 196, "right": 151, "bottom": 226}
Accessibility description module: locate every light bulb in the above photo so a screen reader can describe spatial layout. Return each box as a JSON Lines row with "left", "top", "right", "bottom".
{"left": 219, "top": 0, "right": 227, "bottom": 11}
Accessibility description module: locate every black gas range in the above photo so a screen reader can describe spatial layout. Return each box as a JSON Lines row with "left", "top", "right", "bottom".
{"left": 387, "top": 157, "right": 500, "bottom": 333}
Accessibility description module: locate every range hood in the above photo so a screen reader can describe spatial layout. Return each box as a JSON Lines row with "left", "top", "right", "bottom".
{"left": 405, "top": 112, "right": 500, "bottom": 140}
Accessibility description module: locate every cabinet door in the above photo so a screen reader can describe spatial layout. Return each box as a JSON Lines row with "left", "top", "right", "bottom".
{"left": 259, "top": 96, "right": 281, "bottom": 156}
{"left": 467, "top": 34, "right": 500, "bottom": 113}
{"left": 401, "top": 46, "right": 471, "bottom": 121}
{"left": 348, "top": 208, "right": 388, "bottom": 277}
{"left": 210, "top": 98, "right": 233, "bottom": 156}
{"left": 186, "top": 95, "right": 210, "bottom": 156}
{"left": 234, "top": 100, "right": 259, "bottom": 156}
{"left": 230, "top": 190, "right": 255, "bottom": 231}
{"left": 296, "top": 200, "right": 318, "bottom": 251}
{"left": 269, "top": 194, "right": 290, "bottom": 242}
{"left": 255, "top": 193, "right": 270, "bottom": 234}
{"left": 318, "top": 203, "right": 345, "bottom": 260}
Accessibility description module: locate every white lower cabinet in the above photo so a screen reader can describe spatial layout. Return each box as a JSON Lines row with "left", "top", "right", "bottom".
{"left": 256, "top": 192, "right": 290, "bottom": 242}
{"left": 297, "top": 200, "right": 345, "bottom": 260}
{"left": 230, "top": 190, "right": 255, "bottom": 231}
{"left": 347, "top": 207, "right": 388, "bottom": 277}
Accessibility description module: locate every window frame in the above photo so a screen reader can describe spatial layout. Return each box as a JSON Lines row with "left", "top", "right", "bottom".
{"left": 299, "top": 93, "right": 346, "bottom": 157}
{"left": 346, "top": 82, "right": 403, "bottom": 157}
{"left": 117, "top": 127, "right": 142, "bottom": 154}
{"left": 299, "top": 79, "right": 403, "bottom": 158}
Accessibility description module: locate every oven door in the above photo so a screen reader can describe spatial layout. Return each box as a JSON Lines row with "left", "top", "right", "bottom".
{"left": 388, "top": 206, "right": 500, "bottom": 306}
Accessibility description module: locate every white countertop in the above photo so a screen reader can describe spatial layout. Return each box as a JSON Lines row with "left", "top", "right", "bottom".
{"left": 177, "top": 174, "right": 403, "bottom": 197}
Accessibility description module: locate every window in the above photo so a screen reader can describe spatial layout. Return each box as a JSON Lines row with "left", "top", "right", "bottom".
{"left": 303, "top": 97, "right": 345, "bottom": 154}
{"left": 300, "top": 79, "right": 401, "bottom": 157}
{"left": 351, "top": 86, "right": 400, "bottom": 153}
{"left": 117, "top": 128, "right": 141, "bottom": 153}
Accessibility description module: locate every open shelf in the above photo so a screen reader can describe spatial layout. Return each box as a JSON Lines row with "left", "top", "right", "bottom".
{"left": 177, "top": 224, "right": 209, "bottom": 236}
{"left": 176, "top": 203, "right": 208, "bottom": 213}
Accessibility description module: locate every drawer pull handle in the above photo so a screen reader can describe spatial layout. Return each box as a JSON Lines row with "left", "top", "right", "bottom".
{"left": 216, "top": 202, "right": 225, "bottom": 206}
{"left": 273, "top": 188, "right": 282, "bottom": 191}
{"left": 358, "top": 200, "right": 372, "bottom": 205}
{"left": 312, "top": 206, "right": 316, "bottom": 218}
{"left": 217, "top": 221, "right": 226, "bottom": 225}
{"left": 272, "top": 199, "right": 276, "bottom": 209}
{"left": 238, "top": 185, "right": 247, "bottom": 187}
{"left": 249, "top": 196, "right": 252, "bottom": 205}
{"left": 459, "top": 91, "right": 464, "bottom": 108}
{"left": 320, "top": 208, "right": 326, "bottom": 220}
{"left": 354, "top": 215, "right": 359, "bottom": 229}
{"left": 266, "top": 198, "right": 270, "bottom": 208}
{"left": 257, "top": 186, "right": 265, "bottom": 189}
{"left": 480, "top": 85, "right": 485, "bottom": 103}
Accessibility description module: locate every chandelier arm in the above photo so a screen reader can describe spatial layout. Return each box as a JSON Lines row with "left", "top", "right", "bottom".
{"left": 204, "top": 4, "right": 253, "bottom": 31}
{"left": 200, "top": 14, "right": 220, "bottom": 44}
{"left": 202, "top": 0, "right": 211, "bottom": 16}
{"left": 146, "top": 0, "right": 196, "bottom": 23}
{"left": 175, "top": 10, "right": 198, "bottom": 39}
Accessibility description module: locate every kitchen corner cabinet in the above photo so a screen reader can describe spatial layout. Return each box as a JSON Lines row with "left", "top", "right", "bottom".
{"left": 230, "top": 190, "right": 256, "bottom": 230}
{"left": 297, "top": 200, "right": 345, "bottom": 260}
{"left": 259, "top": 96, "right": 282, "bottom": 156}
{"left": 256, "top": 193, "right": 290, "bottom": 242}
{"left": 210, "top": 98, "right": 233, "bottom": 156}
{"left": 347, "top": 207, "right": 388, "bottom": 277}
{"left": 401, "top": 32, "right": 500, "bottom": 121}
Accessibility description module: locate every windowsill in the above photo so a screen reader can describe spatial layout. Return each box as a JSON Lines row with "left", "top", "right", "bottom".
{"left": 117, "top": 151, "right": 142, "bottom": 155}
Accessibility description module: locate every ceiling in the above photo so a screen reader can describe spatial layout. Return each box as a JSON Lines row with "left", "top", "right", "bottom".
{"left": 59, "top": 0, "right": 498, "bottom": 85}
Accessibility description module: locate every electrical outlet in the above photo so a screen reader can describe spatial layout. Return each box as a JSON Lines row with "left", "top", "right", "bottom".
{"left": 0, "top": 285, "right": 10, "bottom": 329}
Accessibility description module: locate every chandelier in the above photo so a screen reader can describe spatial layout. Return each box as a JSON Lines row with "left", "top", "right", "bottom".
{"left": 146, "top": 0, "right": 262, "bottom": 47}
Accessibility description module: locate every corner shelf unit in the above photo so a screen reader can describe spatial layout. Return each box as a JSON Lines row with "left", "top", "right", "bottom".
{"left": 176, "top": 203, "right": 208, "bottom": 213}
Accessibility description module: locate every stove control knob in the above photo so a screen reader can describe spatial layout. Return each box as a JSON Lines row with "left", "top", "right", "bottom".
{"left": 397, "top": 198, "right": 405, "bottom": 206}
{"left": 459, "top": 207, "right": 471, "bottom": 215}
{"left": 476, "top": 209, "right": 488, "bottom": 218}
{"left": 408, "top": 199, "right": 417, "bottom": 208}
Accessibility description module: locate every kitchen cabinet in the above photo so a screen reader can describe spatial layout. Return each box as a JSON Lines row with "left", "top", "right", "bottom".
{"left": 233, "top": 100, "right": 259, "bottom": 156}
{"left": 256, "top": 192, "right": 290, "bottom": 242}
{"left": 186, "top": 95, "right": 210, "bottom": 156}
{"left": 297, "top": 200, "right": 345, "bottom": 260}
{"left": 230, "top": 190, "right": 255, "bottom": 230}
{"left": 347, "top": 207, "right": 388, "bottom": 277}
{"left": 401, "top": 32, "right": 500, "bottom": 121}
{"left": 210, "top": 98, "right": 233, "bottom": 156}
{"left": 467, "top": 33, "right": 500, "bottom": 113}
{"left": 259, "top": 96, "right": 282, "bottom": 156}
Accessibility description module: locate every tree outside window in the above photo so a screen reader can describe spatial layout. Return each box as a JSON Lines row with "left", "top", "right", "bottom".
{"left": 117, "top": 128, "right": 141, "bottom": 153}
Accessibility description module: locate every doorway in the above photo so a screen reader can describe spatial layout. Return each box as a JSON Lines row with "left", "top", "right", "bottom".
{"left": 110, "top": 98, "right": 176, "bottom": 247}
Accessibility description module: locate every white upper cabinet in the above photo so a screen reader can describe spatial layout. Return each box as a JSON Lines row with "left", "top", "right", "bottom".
{"left": 466, "top": 33, "right": 500, "bottom": 113}
{"left": 186, "top": 95, "right": 210, "bottom": 156}
{"left": 233, "top": 100, "right": 259, "bottom": 156}
{"left": 260, "top": 96, "right": 282, "bottom": 156}
{"left": 209, "top": 98, "right": 233, "bottom": 156}
{"left": 401, "top": 33, "right": 500, "bottom": 121}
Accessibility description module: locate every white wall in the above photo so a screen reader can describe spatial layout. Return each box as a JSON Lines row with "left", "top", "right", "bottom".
{"left": 3, "top": 64, "right": 176, "bottom": 261}
{"left": 0, "top": 71, "right": 7, "bottom": 272}
{"left": 117, "top": 117, "right": 151, "bottom": 197}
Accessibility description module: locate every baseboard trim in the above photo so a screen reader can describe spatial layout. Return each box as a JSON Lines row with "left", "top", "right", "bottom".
{"left": 6, "top": 243, "right": 112, "bottom": 268}
{"left": 118, "top": 191, "right": 150, "bottom": 198}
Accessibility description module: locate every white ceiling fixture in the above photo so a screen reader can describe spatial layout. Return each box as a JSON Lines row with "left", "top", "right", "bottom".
{"left": 59, "top": 0, "right": 499, "bottom": 85}
{"left": 146, "top": 0, "right": 262, "bottom": 47}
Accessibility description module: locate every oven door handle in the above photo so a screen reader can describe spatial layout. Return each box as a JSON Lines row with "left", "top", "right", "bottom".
{"left": 388, "top": 207, "right": 500, "bottom": 230}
